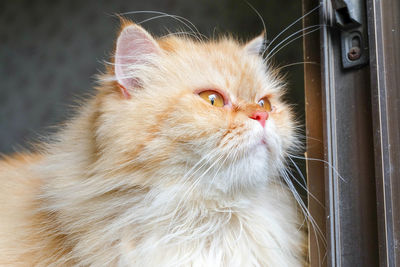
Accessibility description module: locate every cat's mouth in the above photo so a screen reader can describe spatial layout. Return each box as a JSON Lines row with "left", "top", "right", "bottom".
{"left": 261, "top": 139, "right": 267, "bottom": 145}
{"left": 256, "top": 139, "right": 269, "bottom": 151}
{"left": 246, "top": 135, "right": 269, "bottom": 154}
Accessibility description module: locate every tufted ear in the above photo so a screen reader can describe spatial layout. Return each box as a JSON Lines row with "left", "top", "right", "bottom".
{"left": 244, "top": 32, "right": 266, "bottom": 56}
{"left": 115, "top": 23, "right": 161, "bottom": 98}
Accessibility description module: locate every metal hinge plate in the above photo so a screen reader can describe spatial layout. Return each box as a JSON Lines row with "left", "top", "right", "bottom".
{"left": 333, "top": 0, "right": 369, "bottom": 69}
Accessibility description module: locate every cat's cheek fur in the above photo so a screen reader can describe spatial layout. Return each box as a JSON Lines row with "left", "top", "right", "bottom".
{"left": 269, "top": 106, "right": 298, "bottom": 153}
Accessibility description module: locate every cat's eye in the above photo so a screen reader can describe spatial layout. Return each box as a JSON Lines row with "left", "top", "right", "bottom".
{"left": 198, "top": 90, "right": 225, "bottom": 107}
{"left": 257, "top": 97, "right": 272, "bottom": 112}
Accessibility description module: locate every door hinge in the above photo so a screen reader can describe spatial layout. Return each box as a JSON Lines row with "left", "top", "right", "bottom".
{"left": 332, "top": 0, "right": 369, "bottom": 69}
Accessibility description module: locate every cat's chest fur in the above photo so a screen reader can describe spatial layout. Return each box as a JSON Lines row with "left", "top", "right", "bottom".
{"left": 71, "top": 183, "right": 305, "bottom": 267}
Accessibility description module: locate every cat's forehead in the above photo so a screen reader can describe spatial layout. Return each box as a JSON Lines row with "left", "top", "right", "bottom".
{"left": 158, "top": 37, "right": 280, "bottom": 101}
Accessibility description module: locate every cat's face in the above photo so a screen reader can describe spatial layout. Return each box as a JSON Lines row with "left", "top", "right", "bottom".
{"left": 96, "top": 23, "right": 296, "bottom": 197}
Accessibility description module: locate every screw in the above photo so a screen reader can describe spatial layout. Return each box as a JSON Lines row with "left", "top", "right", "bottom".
{"left": 348, "top": 47, "right": 361, "bottom": 61}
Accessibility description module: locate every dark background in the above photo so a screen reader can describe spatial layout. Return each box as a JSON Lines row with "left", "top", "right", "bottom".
{"left": 0, "top": 0, "right": 304, "bottom": 154}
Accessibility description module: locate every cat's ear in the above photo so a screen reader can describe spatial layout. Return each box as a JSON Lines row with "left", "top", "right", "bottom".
{"left": 244, "top": 32, "right": 266, "bottom": 56}
{"left": 115, "top": 22, "right": 161, "bottom": 98}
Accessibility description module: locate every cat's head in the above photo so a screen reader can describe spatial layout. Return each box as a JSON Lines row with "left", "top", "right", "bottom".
{"left": 95, "top": 21, "right": 298, "bottom": 198}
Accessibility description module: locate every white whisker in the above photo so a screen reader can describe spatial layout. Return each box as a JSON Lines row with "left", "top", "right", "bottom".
{"left": 161, "top": 31, "right": 203, "bottom": 41}
{"left": 285, "top": 159, "right": 324, "bottom": 208}
{"left": 244, "top": 0, "right": 267, "bottom": 41}
{"left": 288, "top": 154, "right": 347, "bottom": 182}
{"left": 276, "top": 61, "right": 319, "bottom": 71}
{"left": 280, "top": 169, "right": 326, "bottom": 265}
{"left": 265, "top": 25, "right": 324, "bottom": 63}
{"left": 118, "top": 10, "right": 205, "bottom": 40}
{"left": 263, "top": 4, "right": 321, "bottom": 56}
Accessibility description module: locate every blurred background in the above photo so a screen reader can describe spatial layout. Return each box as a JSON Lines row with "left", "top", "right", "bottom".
{"left": 0, "top": 0, "right": 304, "bottom": 154}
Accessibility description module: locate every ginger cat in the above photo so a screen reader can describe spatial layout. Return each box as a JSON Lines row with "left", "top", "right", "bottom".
{"left": 0, "top": 20, "right": 306, "bottom": 266}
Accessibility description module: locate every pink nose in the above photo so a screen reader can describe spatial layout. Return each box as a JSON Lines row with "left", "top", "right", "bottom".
{"left": 249, "top": 111, "right": 269, "bottom": 127}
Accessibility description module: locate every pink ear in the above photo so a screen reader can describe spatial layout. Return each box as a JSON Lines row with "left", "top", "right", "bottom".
{"left": 115, "top": 24, "right": 160, "bottom": 96}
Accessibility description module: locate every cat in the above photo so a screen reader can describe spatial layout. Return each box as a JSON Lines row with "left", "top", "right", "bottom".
{"left": 0, "top": 18, "right": 307, "bottom": 266}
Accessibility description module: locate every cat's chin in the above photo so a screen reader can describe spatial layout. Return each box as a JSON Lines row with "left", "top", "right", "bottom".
{"left": 196, "top": 145, "right": 274, "bottom": 198}
{"left": 249, "top": 136, "right": 268, "bottom": 151}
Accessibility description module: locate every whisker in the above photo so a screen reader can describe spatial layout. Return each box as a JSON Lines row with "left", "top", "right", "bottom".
{"left": 303, "top": 135, "right": 323, "bottom": 143}
{"left": 288, "top": 154, "right": 347, "bottom": 182}
{"left": 164, "top": 154, "right": 227, "bottom": 246}
{"left": 263, "top": 4, "right": 321, "bottom": 56}
{"left": 244, "top": 0, "right": 267, "bottom": 41}
{"left": 156, "top": 153, "right": 216, "bottom": 241}
{"left": 265, "top": 25, "right": 324, "bottom": 63}
{"left": 161, "top": 31, "right": 203, "bottom": 41}
{"left": 280, "top": 169, "right": 326, "bottom": 265}
{"left": 206, "top": 152, "right": 230, "bottom": 193}
{"left": 282, "top": 170, "right": 326, "bottom": 244}
{"left": 286, "top": 156, "right": 307, "bottom": 186}
{"left": 167, "top": 151, "right": 224, "bottom": 232}
{"left": 276, "top": 61, "right": 319, "bottom": 71}
{"left": 285, "top": 161, "right": 324, "bottom": 208}
{"left": 117, "top": 10, "right": 205, "bottom": 40}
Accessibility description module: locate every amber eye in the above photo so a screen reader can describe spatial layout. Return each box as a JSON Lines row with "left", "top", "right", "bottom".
{"left": 257, "top": 97, "right": 272, "bottom": 112}
{"left": 198, "top": 90, "right": 225, "bottom": 107}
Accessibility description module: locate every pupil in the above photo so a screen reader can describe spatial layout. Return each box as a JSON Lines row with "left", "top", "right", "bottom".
{"left": 259, "top": 100, "right": 264, "bottom": 107}
{"left": 209, "top": 95, "right": 216, "bottom": 105}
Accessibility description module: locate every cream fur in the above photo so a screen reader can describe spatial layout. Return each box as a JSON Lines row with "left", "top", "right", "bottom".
{"left": 0, "top": 22, "right": 306, "bottom": 266}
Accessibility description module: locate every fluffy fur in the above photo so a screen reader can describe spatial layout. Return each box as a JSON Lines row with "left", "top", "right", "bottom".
{"left": 0, "top": 21, "right": 306, "bottom": 266}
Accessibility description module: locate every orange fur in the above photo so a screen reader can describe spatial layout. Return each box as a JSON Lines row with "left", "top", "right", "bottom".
{"left": 0, "top": 21, "right": 306, "bottom": 266}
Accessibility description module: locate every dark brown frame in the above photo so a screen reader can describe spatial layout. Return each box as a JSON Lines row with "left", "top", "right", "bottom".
{"left": 303, "top": 0, "right": 400, "bottom": 266}
{"left": 368, "top": 0, "right": 400, "bottom": 265}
